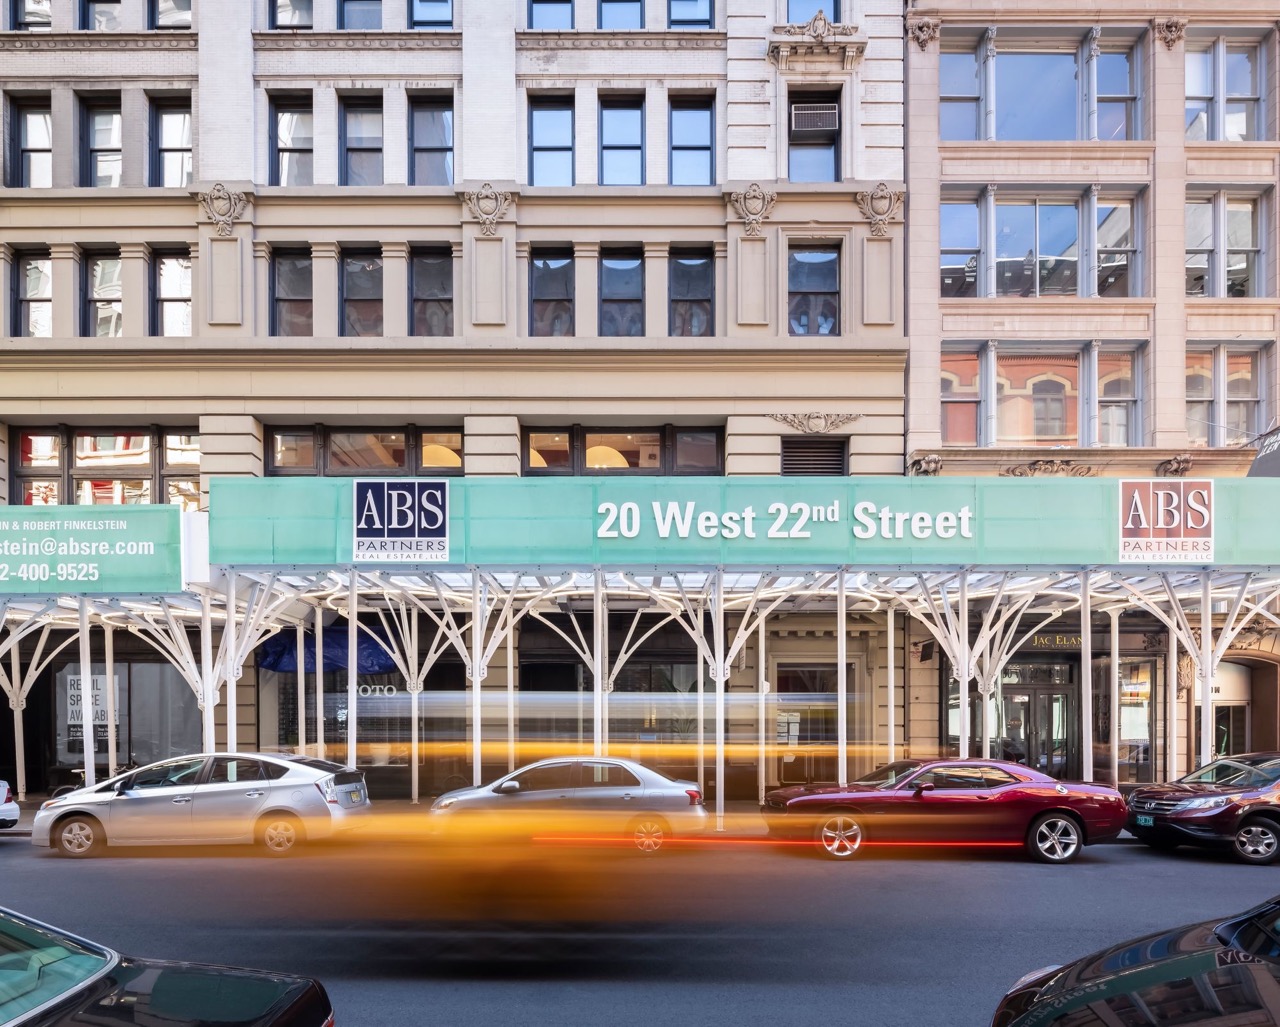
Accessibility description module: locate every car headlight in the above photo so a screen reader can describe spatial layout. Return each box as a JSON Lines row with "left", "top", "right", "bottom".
{"left": 1177, "top": 795, "right": 1230, "bottom": 811}
{"left": 431, "top": 797, "right": 458, "bottom": 811}
{"left": 1005, "top": 964, "right": 1061, "bottom": 995}
{"left": 39, "top": 800, "right": 60, "bottom": 812}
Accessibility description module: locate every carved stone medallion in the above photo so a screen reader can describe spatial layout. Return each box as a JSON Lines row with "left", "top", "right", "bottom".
{"left": 779, "top": 10, "right": 858, "bottom": 43}
{"left": 907, "top": 454, "right": 943, "bottom": 476}
{"left": 768, "top": 413, "right": 862, "bottom": 434}
{"left": 999, "top": 460, "right": 1098, "bottom": 478}
{"left": 462, "top": 182, "right": 513, "bottom": 236}
{"left": 197, "top": 183, "right": 248, "bottom": 237}
{"left": 854, "top": 183, "right": 904, "bottom": 237}
{"left": 1152, "top": 18, "right": 1188, "bottom": 50}
{"left": 907, "top": 17, "right": 940, "bottom": 52}
{"left": 729, "top": 183, "right": 777, "bottom": 236}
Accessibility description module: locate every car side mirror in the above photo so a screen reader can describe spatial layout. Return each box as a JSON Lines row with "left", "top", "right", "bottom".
{"left": 495, "top": 780, "right": 520, "bottom": 794}
{"left": 914, "top": 782, "right": 935, "bottom": 795}
{"left": 114, "top": 779, "right": 131, "bottom": 794}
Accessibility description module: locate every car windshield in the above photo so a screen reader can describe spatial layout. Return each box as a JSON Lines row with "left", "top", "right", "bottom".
{"left": 1180, "top": 758, "right": 1280, "bottom": 789}
{"left": 852, "top": 761, "right": 924, "bottom": 789}
{"left": 0, "top": 911, "right": 114, "bottom": 1023}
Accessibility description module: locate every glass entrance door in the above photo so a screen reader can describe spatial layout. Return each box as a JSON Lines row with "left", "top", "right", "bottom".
{"left": 970, "top": 675, "right": 1078, "bottom": 780}
{"left": 1195, "top": 704, "right": 1250, "bottom": 759}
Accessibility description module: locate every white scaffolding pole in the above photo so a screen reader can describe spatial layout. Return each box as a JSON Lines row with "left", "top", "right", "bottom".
{"left": 225, "top": 571, "right": 237, "bottom": 753}
{"left": 314, "top": 606, "right": 325, "bottom": 759}
{"left": 886, "top": 602, "right": 896, "bottom": 764}
{"left": 77, "top": 598, "right": 96, "bottom": 788}
{"left": 757, "top": 618, "right": 767, "bottom": 805}
{"left": 837, "top": 570, "right": 848, "bottom": 787}
{"left": 1199, "top": 574, "right": 1213, "bottom": 768}
{"left": 507, "top": 630, "right": 516, "bottom": 774}
{"left": 1079, "top": 574, "right": 1093, "bottom": 782}
{"left": 346, "top": 573, "right": 358, "bottom": 767}
{"left": 713, "top": 569, "right": 726, "bottom": 832}
{"left": 1167, "top": 626, "right": 1178, "bottom": 781}
{"left": 8, "top": 645, "right": 22, "bottom": 801}
{"left": 295, "top": 623, "right": 306, "bottom": 754}
{"left": 696, "top": 645, "right": 705, "bottom": 794}
{"left": 1109, "top": 607, "right": 1121, "bottom": 787}
{"left": 471, "top": 575, "right": 484, "bottom": 785}
{"left": 958, "top": 575, "right": 970, "bottom": 759}
{"left": 103, "top": 626, "right": 117, "bottom": 776}
{"left": 592, "top": 571, "right": 604, "bottom": 757}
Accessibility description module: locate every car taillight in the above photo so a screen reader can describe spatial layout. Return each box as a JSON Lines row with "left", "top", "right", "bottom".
{"left": 322, "top": 1015, "right": 335, "bottom": 1027}
{"left": 686, "top": 789, "right": 703, "bottom": 806}
{"left": 315, "top": 778, "right": 339, "bottom": 805}
{"left": 1, "top": 785, "right": 9, "bottom": 805}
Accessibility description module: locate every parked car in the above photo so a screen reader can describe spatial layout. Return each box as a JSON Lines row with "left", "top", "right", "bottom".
{"left": 0, "top": 905, "right": 334, "bottom": 1027}
{"left": 32, "top": 753, "right": 371, "bottom": 858}
{"left": 1, "top": 780, "right": 18, "bottom": 830}
{"left": 429, "top": 756, "right": 707, "bottom": 852}
{"left": 1126, "top": 751, "right": 1280, "bottom": 864}
{"left": 991, "top": 894, "right": 1280, "bottom": 1027}
{"left": 761, "top": 758, "right": 1127, "bottom": 863}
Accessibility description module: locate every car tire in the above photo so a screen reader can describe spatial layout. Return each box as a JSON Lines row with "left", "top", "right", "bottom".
{"left": 1027, "top": 812, "right": 1082, "bottom": 864}
{"left": 1233, "top": 818, "right": 1280, "bottom": 866}
{"left": 814, "top": 812, "right": 866, "bottom": 860}
{"left": 54, "top": 814, "right": 104, "bottom": 858}
{"left": 257, "top": 813, "right": 305, "bottom": 857}
{"left": 629, "top": 816, "right": 669, "bottom": 855}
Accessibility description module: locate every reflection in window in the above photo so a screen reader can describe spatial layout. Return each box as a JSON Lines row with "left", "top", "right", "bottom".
{"left": 341, "top": 250, "right": 383, "bottom": 337}
{"left": 14, "top": 0, "right": 52, "bottom": 30}
{"left": 995, "top": 201, "right": 1078, "bottom": 298}
{"left": 16, "top": 106, "right": 52, "bottom": 187}
{"left": 996, "top": 353, "right": 1078, "bottom": 446}
{"left": 274, "top": 0, "right": 312, "bottom": 27}
{"left": 669, "top": 0, "right": 710, "bottom": 29}
{"left": 411, "top": 249, "right": 453, "bottom": 336}
{"left": 328, "top": 432, "right": 405, "bottom": 470}
{"left": 669, "top": 250, "right": 713, "bottom": 337}
{"left": 529, "top": 0, "right": 572, "bottom": 29}
{"left": 600, "top": 251, "right": 643, "bottom": 337}
{"left": 527, "top": 431, "right": 570, "bottom": 471}
{"left": 940, "top": 351, "right": 980, "bottom": 445}
{"left": 1097, "top": 201, "right": 1134, "bottom": 297}
{"left": 342, "top": 102, "right": 383, "bottom": 186}
{"left": 84, "top": 254, "right": 123, "bottom": 337}
{"left": 1096, "top": 51, "right": 1135, "bottom": 141}
{"left": 599, "top": 0, "right": 640, "bottom": 29}
{"left": 940, "top": 202, "right": 979, "bottom": 297}
{"left": 411, "top": 0, "right": 450, "bottom": 27}
{"left": 1186, "top": 195, "right": 1261, "bottom": 298}
{"left": 530, "top": 250, "right": 574, "bottom": 337}
{"left": 340, "top": 0, "right": 380, "bottom": 29}
{"left": 274, "top": 103, "right": 314, "bottom": 186}
{"left": 995, "top": 53, "right": 1077, "bottom": 141}
{"left": 154, "top": 105, "right": 193, "bottom": 187}
{"left": 273, "top": 250, "right": 313, "bottom": 336}
{"left": 600, "top": 99, "right": 644, "bottom": 186}
{"left": 1187, "top": 42, "right": 1261, "bottom": 142}
{"left": 151, "top": 0, "right": 190, "bottom": 28}
{"left": 525, "top": 426, "right": 722, "bottom": 475}
{"left": 669, "top": 100, "right": 713, "bottom": 185}
{"left": 420, "top": 432, "right": 463, "bottom": 469}
{"left": 85, "top": 106, "right": 122, "bottom": 188}
{"left": 1186, "top": 345, "right": 1263, "bottom": 447}
{"left": 788, "top": 247, "right": 839, "bottom": 336}
{"left": 939, "top": 52, "right": 979, "bottom": 141}
{"left": 411, "top": 102, "right": 453, "bottom": 185}
{"left": 16, "top": 252, "right": 52, "bottom": 338}
{"left": 1098, "top": 351, "right": 1135, "bottom": 447}
{"left": 266, "top": 428, "right": 462, "bottom": 476}
{"left": 153, "top": 254, "right": 192, "bottom": 337}
{"left": 529, "top": 100, "right": 574, "bottom": 186}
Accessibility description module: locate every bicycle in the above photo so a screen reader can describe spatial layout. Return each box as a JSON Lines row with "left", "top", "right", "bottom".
{"left": 49, "top": 755, "right": 140, "bottom": 800}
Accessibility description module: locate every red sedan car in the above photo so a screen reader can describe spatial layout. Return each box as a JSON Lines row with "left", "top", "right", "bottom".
{"left": 761, "top": 758, "right": 1126, "bottom": 863}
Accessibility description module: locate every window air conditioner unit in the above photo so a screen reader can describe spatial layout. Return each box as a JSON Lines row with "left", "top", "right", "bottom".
{"left": 791, "top": 102, "right": 839, "bottom": 135}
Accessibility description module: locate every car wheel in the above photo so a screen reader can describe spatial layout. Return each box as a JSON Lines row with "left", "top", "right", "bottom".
{"left": 1027, "top": 813, "right": 1081, "bottom": 864}
{"left": 1233, "top": 818, "right": 1280, "bottom": 865}
{"left": 630, "top": 816, "right": 668, "bottom": 854}
{"left": 257, "top": 813, "right": 304, "bottom": 857}
{"left": 814, "top": 812, "right": 865, "bottom": 860}
{"left": 54, "top": 814, "right": 103, "bottom": 858}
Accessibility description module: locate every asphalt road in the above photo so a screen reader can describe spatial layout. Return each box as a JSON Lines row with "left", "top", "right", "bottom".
{"left": 2, "top": 832, "right": 1276, "bottom": 1027}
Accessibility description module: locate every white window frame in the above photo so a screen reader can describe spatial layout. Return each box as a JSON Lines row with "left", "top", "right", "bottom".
{"left": 1185, "top": 37, "right": 1264, "bottom": 143}
{"left": 1185, "top": 191, "right": 1267, "bottom": 299}
{"left": 1185, "top": 342, "right": 1269, "bottom": 448}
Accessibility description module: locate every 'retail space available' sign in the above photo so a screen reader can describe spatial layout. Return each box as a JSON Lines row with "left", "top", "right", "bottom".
{"left": 1118, "top": 479, "right": 1213, "bottom": 562}
{"left": 353, "top": 480, "right": 450, "bottom": 561}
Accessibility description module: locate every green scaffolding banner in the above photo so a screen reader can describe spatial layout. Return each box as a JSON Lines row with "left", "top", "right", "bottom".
{"left": 0, "top": 505, "right": 184, "bottom": 595}
{"left": 208, "top": 475, "right": 1280, "bottom": 570}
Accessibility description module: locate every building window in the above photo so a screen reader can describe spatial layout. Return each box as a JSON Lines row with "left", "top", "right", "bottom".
{"left": 530, "top": 249, "right": 574, "bottom": 336}
{"left": 82, "top": 101, "right": 122, "bottom": 187}
{"left": 272, "top": 249, "right": 312, "bottom": 336}
{"left": 272, "top": 0, "right": 312, "bottom": 27}
{"left": 13, "top": 250, "right": 52, "bottom": 338}
{"left": 668, "top": 0, "right": 709, "bottom": 29}
{"left": 267, "top": 427, "right": 462, "bottom": 476}
{"left": 272, "top": 99, "right": 313, "bottom": 186}
{"left": 411, "top": 248, "right": 453, "bottom": 336}
{"left": 529, "top": 98, "right": 574, "bottom": 186}
{"left": 82, "top": 0, "right": 119, "bottom": 29}
{"left": 529, "top": 0, "right": 572, "bottom": 29}
{"left": 342, "top": 100, "right": 383, "bottom": 186}
{"left": 11, "top": 0, "right": 51, "bottom": 30}
{"left": 1186, "top": 195, "right": 1263, "bottom": 298}
{"left": 788, "top": 0, "right": 835, "bottom": 21}
{"left": 525, "top": 425, "right": 722, "bottom": 475}
{"left": 788, "top": 92, "right": 839, "bottom": 182}
{"left": 410, "top": 100, "right": 453, "bottom": 185}
{"left": 1186, "top": 345, "right": 1265, "bottom": 447}
{"left": 600, "top": 249, "right": 643, "bottom": 336}
{"left": 669, "top": 98, "right": 713, "bottom": 185}
{"left": 83, "top": 252, "right": 122, "bottom": 337}
{"left": 781, "top": 436, "right": 847, "bottom": 475}
{"left": 150, "top": 0, "right": 190, "bottom": 28}
{"left": 152, "top": 102, "right": 192, "bottom": 187}
{"left": 600, "top": 97, "right": 643, "bottom": 185}
{"left": 13, "top": 104, "right": 52, "bottom": 188}
{"left": 1097, "top": 200, "right": 1135, "bottom": 297}
{"left": 599, "top": 0, "right": 640, "bottom": 28}
{"left": 940, "top": 202, "right": 980, "bottom": 297}
{"left": 340, "top": 0, "right": 379, "bottom": 29}
{"left": 941, "top": 342, "right": 1142, "bottom": 448}
{"left": 669, "top": 249, "right": 712, "bottom": 337}
{"left": 341, "top": 249, "right": 383, "bottom": 337}
{"left": 11, "top": 427, "right": 200, "bottom": 508}
{"left": 152, "top": 252, "right": 191, "bottom": 337}
{"left": 1187, "top": 41, "right": 1261, "bottom": 142}
{"left": 996, "top": 199, "right": 1079, "bottom": 297}
{"left": 787, "top": 246, "right": 839, "bottom": 336}
{"left": 411, "top": 0, "right": 450, "bottom": 27}
{"left": 941, "top": 33, "right": 1141, "bottom": 142}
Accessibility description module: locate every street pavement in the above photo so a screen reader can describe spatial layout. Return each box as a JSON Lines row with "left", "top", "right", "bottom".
{"left": 1, "top": 827, "right": 1275, "bottom": 1027}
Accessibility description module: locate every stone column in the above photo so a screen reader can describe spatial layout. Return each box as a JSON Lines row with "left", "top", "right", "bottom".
{"left": 312, "top": 86, "right": 339, "bottom": 186}
{"left": 198, "top": 414, "right": 264, "bottom": 505}
{"left": 50, "top": 87, "right": 78, "bottom": 188}
{"left": 451, "top": 240, "right": 464, "bottom": 338}
{"left": 644, "top": 242, "right": 668, "bottom": 337}
{"left": 383, "top": 85, "right": 409, "bottom": 186}
{"left": 118, "top": 242, "right": 151, "bottom": 337}
{"left": 381, "top": 241, "right": 411, "bottom": 337}
{"left": 713, "top": 240, "right": 727, "bottom": 338}
{"left": 0, "top": 246, "right": 12, "bottom": 341}
{"left": 573, "top": 241, "right": 599, "bottom": 336}
{"left": 645, "top": 83, "right": 668, "bottom": 185}
{"left": 574, "top": 85, "right": 597, "bottom": 186}
{"left": 49, "top": 243, "right": 80, "bottom": 337}
{"left": 121, "top": 87, "right": 149, "bottom": 188}
{"left": 310, "top": 242, "right": 341, "bottom": 337}
{"left": 463, "top": 415, "right": 521, "bottom": 476}
{"left": 252, "top": 240, "right": 271, "bottom": 337}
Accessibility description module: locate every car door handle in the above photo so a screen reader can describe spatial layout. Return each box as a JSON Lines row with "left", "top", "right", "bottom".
{"left": 244, "top": 790, "right": 265, "bottom": 798}
{"left": 171, "top": 796, "right": 192, "bottom": 804}
{"left": 621, "top": 793, "right": 634, "bottom": 800}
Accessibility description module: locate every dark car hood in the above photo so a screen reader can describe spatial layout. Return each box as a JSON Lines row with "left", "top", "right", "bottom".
{"left": 1129, "top": 782, "right": 1253, "bottom": 800}
{"left": 765, "top": 783, "right": 876, "bottom": 803}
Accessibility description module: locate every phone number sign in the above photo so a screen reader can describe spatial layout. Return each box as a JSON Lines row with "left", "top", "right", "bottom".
{"left": 0, "top": 506, "right": 184, "bottom": 596}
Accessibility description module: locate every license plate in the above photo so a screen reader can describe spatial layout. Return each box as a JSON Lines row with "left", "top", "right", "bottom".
{"left": 1136, "top": 814, "right": 1154, "bottom": 827}
{"left": 349, "top": 790, "right": 362, "bottom": 803}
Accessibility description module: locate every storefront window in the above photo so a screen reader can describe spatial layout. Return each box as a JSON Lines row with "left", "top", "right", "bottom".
{"left": 266, "top": 427, "right": 463, "bottom": 476}
{"left": 775, "top": 663, "right": 865, "bottom": 784}
{"left": 524, "top": 425, "right": 723, "bottom": 475}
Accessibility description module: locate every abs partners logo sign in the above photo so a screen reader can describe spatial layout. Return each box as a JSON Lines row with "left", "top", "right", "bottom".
{"left": 1119, "top": 479, "right": 1213, "bottom": 563}
{"left": 353, "top": 480, "right": 449, "bottom": 562}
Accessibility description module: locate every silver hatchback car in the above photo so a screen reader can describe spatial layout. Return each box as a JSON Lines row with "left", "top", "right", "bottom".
{"left": 430, "top": 756, "right": 707, "bottom": 852}
{"left": 32, "top": 753, "right": 372, "bottom": 857}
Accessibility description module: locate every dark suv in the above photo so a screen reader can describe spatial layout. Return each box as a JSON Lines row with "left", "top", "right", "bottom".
{"left": 1126, "top": 752, "right": 1280, "bottom": 864}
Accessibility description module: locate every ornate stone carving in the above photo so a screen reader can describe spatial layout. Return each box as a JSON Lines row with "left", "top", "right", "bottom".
{"left": 907, "top": 17, "right": 940, "bottom": 52}
{"left": 999, "top": 460, "right": 1099, "bottom": 478}
{"left": 254, "top": 31, "right": 460, "bottom": 50}
{"left": 729, "top": 183, "right": 777, "bottom": 236}
{"left": 768, "top": 413, "right": 862, "bottom": 434}
{"left": 983, "top": 26, "right": 997, "bottom": 60}
{"left": 1087, "top": 26, "right": 1102, "bottom": 59}
{"left": 516, "top": 33, "right": 724, "bottom": 50}
{"left": 1152, "top": 18, "right": 1188, "bottom": 50}
{"left": 1142, "top": 632, "right": 1165, "bottom": 652}
{"left": 197, "top": 183, "right": 248, "bottom": 237}
{"left": 3, "top": 32, "right": 197, "bottom": 50}
{"left": 1233, "top": 625, "right": 1273, "bottom": 652}
{"left": 778, "top": 9, "right": 858, "bottom": 43}
{"left": 462, "top": 182, "right": 512, "bottom": 236}
{"left": 769, "top": 9, "right": 864, "bottom": 68}
{"left": 1155, "top": 452, "right": 1193, "bottom": 478}
{"left": 908, "top": 454, "right": 943, "bottom": 476}
{"left": 854, "top": 183, "right": 905, "bottom": 237}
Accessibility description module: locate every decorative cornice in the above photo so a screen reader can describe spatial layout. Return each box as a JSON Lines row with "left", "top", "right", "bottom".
{"left": 461, "top": 182, "right": 512, "bottom": 236}
{"left": 768, "top": 413, "right": 863, "bottom": 434}
{"left": 854, "top": 182, "right": 904, "bottom": 237}
{"left": 1087, "top": 25, "right": 1102, "bottom": 60}
{"left": 777, "top": 10, "right": 858, "bottom": 43}
{"left": 907, "top": 454, "right": 943, "bottom": 476}
{"left": 1152, "top": 18, "right": 1188, "bottom": 50}
{"left": 728, "top": 183, "right": 777, "bottom": 237}
{"left": 0, "top": 31, "right": 197, "bottom": 51}
{"left": 1155, "top": 452, "right": 1194, "bottom": 478}
{"left": 999, "top": 459, "right": 1098, "bottom": 478}
{"left": 253, "top": 30, "right": 461, "bottom": 50}
{"left": 907, "top": 17, "right": 940, "bottom": 52}
{"left": 516, "top": 31, "right": 724, "bottom": 51}
{"left": 197, "top": 183, "right": 249, "bottom": 237}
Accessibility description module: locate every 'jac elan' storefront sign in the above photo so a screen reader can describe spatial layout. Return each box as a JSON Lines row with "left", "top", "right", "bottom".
{"left": 209, "top": 476, "right": 1280, "bottom": 571}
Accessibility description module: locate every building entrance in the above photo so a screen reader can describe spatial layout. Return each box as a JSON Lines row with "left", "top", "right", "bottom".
{"left": 969, "top": 662, "right": 1079, "bottom": 780}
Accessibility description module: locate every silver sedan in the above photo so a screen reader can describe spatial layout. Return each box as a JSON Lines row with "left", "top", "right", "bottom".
{"left": 32, "top": 753, "right": 372, "bottom": 857}
{"left": 429, "top": 756, "right": 707, "bottom": 852}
